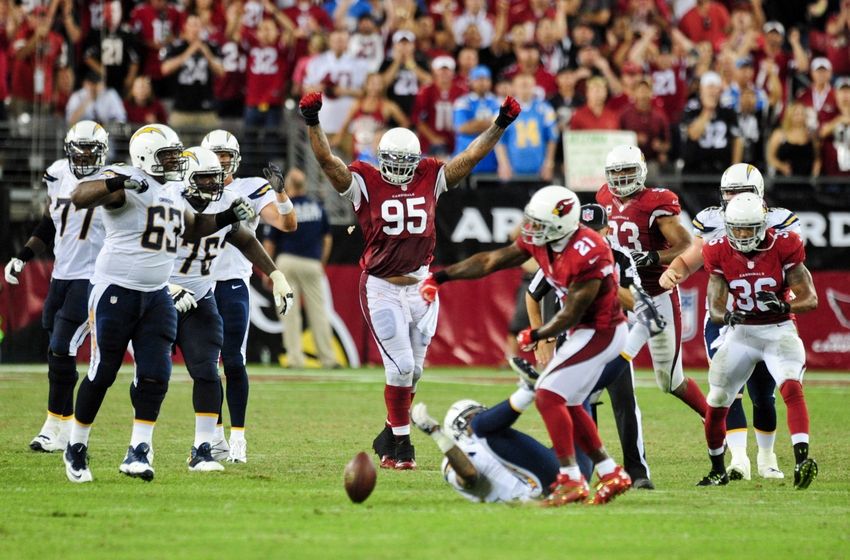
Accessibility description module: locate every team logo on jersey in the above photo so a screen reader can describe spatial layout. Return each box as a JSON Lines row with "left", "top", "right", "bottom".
{"left": 553, "top": 199, "right": 575, "bottom": 217}
{"left": 131, "top": 126, "right": 167, "bottom": 141}
{"left": 248, "top": 183, "right": 272, "bottom": 199}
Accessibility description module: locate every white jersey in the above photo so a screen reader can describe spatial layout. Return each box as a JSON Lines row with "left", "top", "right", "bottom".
{"left": 303, "top": 51, "right": 368, "bottom": 133}
{"left": 91, "top": 165, "right": 185, "bottom": 291}
{"left": 44, "top": 159, "right": 106, "bottom": 280}
{"left": 346, "top": 32, "right": 384, "bottom": 73}
{"left": 692, "top": 205, "right": 801, "bottom": 241}
{"left": 212, "top": 176, "right": 275, "bottom": 282}
{"left": 170, "top": 190, "right": 239, "bottom": 297}
{"left": 441, "top": 436, "right": 541, "bottom": 503}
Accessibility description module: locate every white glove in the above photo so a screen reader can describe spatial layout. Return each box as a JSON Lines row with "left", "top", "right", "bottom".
{"left": 411, "top": 403, "right": 440, "bottom": 434}
{"left": 168, "top": 284, "right": 197, "bottom": 313}
{"left": 231, "top": 197, "right": 256, "bottom": 221}
{"left": 4, "top": 259, "right": 24, "bottom": 285}
{"left": 269, "top": 270, "right": 294, "bottom": 316}
{"left": 123, "top": 178, "right": 148, "bottom": 193}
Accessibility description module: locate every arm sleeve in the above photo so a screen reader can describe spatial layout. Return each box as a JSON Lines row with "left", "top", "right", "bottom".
{"left": 31, "top": 213, "right": 57, "bottom": 246}
{"left": 701, "top": 242, "right": 722, "bottom": 274}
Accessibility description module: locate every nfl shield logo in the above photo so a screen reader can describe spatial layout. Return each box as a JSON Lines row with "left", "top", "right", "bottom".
{"left": 582, "top": 208, "right": 595, "bottom": 222}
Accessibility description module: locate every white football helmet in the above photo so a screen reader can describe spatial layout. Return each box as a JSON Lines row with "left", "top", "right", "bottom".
{"left": 64, "top": 120, "right": 109, "bottom": 178}
{"left": 724, "top": 192, "right": 768, "bottom": 253}
{"left": 521, "top": 185, "right": 581, "bottom": 246}
{"left": 201, "top": 129, "right": 241, "bottom": 175}
{"left": 605, "top": 144, "right": 647, "bottom": 198}
{"left": 129, "top": 124, "right": 187, "bottom": 181}
{"left": 377, "top": 127, "right": 421, "bottom": 185}
{"left": 720, "top": 163, "right": 764, "bottom": 207}
{"left": 182, "top": 146, "right": 225, "bottom": 202}
{"left": 443, "top": 399, "right": 486, "bottom": 441}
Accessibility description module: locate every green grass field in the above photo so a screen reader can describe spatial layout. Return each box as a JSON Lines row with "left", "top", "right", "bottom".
{"left": 1, "top": 365, "right": 849, "bottom": 560}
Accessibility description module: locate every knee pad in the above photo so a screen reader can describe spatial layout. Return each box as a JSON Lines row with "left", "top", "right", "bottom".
{"left": 187, "top": 360, "right": 220, "bottom": 383}
{"left": 130, "top": 377, "right": 169, "bottom": 420}
{"left": 133, "top": 377, "right": 169, "bottom": 398}
{"left": 223, "top": 364, "right": 248, "bottom": 383}
{"left": 47, "top": 352, "right": 79, "bottom": 386}
{"left": 385, "top": 356, "right": 415, "bottom": 387}
{"left": 707, "top": 386, "right": 735, "bottom": 408}
{"left": 412, "top": 366, "right": 422, "bottom": 392}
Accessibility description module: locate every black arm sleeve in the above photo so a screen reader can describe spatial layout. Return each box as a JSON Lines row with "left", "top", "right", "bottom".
{"left": 32, "top": 213, "right": 57, "bottom": 246}
{"left": 526, "top": 268, "right": 552, "bottom": 302}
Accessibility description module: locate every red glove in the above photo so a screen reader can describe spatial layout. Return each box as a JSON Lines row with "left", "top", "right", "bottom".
{"left": 299, "top": 92, "right": 323, "bottom": 126}
{"left": 420, "top": 274, "right": 439, "bottom": 303}
{"left": 516, "top": 328, "right": 539, "bottom": 351}
{"left": 495, "top": 96, "right": 521, "bottom": 128}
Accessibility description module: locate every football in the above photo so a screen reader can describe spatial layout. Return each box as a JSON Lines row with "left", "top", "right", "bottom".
{"left": 343, "top": 451, "right": 377, "bottom": 504}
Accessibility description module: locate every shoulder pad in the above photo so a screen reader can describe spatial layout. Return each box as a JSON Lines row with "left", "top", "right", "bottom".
{"left": 767, "top": 207, "right": 799, "bottom": 230}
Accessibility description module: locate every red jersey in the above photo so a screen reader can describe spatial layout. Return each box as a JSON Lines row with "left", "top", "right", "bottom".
{"left": 501, "top": 65, "right": 558, "bottom": 98}
{"left": 702, "top": 229, "right": 806, "bottom": 325}
{"left": 596, "top": 184, "right": 680, "bottom": 296}
{"left": 413, "top": 84, "right": 467, "bottom": 153}
{"left": 649, "top": 60, "right": 688, "bottom": 123}
{"left": 242, "top": 32, "right": 288, "bottom": 108}
{"left": 796, "top": 86, "right": 838, "bottom": 125}
{"left": 214, "top": 37, "right": 246, "bottom": 102}
{"left": 347, "top": 159, "right": 447, "bottom": 277}
{"left": 516, "top": 225, "right": 625, "bottom": 330}
{"left": 130, "top": 3, "right": 185, "bottom": 79}
{"left": 10, "top": 24, "right": 63, "bottom": 103}
{"left": 678, "top": 2, "right": 730, "bottom": 48}
{"left": 569, "top": 105, "right": 620, "bottom": 130}
{"left": 619, "top": 105, "right": 671, "bottom": 161}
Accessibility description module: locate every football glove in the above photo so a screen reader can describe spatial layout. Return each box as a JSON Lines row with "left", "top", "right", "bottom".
{"left": 631, "top": 285, "right": 667, "bottom": 336}
{"left": 516, "top": 328, "right": 540, "bottom": 352}
{"left": 263, "top": 163, "right": 286, "bottom": 194}
{"left": 4, "top": 258, "right": 24, "bottom": 285}
{"left": 169, "top": 284, "right": 197, "bottom": 313}
{"left": 105, "top": 174, "right": 148, "bottom": 194}
{"left": 420, "top": 274, "right": 439, "bottom": 303}
{"left": 299, "top": 92, "right": 323, "bottom": 126}
{"left": 631, "top": 250, "right": 660, "bottom": 268}
{"left": 724, "top": 310, "right": 749, "bottom": 327}
{"left": 411, "top": 403, "right": 440, "bottom": 435}
{"left": 756, "top": 291, "right": 791, "bottom": 314}
{"left": 495, "top": 96, "right": 521, "bottom": 128}
{"left": 270, "top": 270, "right": 294, "bottom": 316}
{"left": 231, "top": 197, "right": 256, "bottom": 221}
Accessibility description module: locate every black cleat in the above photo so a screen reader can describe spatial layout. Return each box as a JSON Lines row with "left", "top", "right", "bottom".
{"left": 188, "top": 442, "right": 225, "bottom": 472}
{"left": 794, "top": 458, "right": 818, "bottom": 490}
{"left": 394, "top": 436, "right": 416, "bottom": 470}
{"left": 509, "top": 357, "right": 540, "bottom": 390}
{"left": 119, "top": 443, "right": 155, "bottom": 481}
{"left": 372, "top": 424, "right": 396, "bottom": 468}
{"left": 64, "top": 443, "right": 93, "bottom": 483}
{"left": 697, "top": 471, "right": 729, "bottom": 486}
{"left": 631, "top": 478, "right": 655, "bottom": 490}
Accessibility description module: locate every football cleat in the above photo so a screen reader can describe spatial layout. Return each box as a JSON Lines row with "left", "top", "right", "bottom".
{"left": 757, "top": 451, "right": 785, "bottom": 479}
{"left": 697, "top": 470, "right": 729, "bottom": 486}
{"left": 631, "top": 477, "right": 655, "bottom": 490}
{"left": 544, "top": 473, "right": 590, "bottom": 507}
{"left": 119, "top": 443, "right": 155, "bottom": 481}
{"left": 509, "top": 357, "right": 539, "bottom": 390}
{"left": 30, "top": 432, "right": 66, "bottom": 453}
{"left": 588, "top": 466, "right": 632, "bottom": 505}
{"left": 726, "top": 455, "right": 751, "bottom": 481}
{"left": 227, "top": 438, "right": 247, "bottom": 463}
{"left": 210, "top": 437, "right": 230, "bottom": 462}
{"left": 794, "top": 458, "right": 818, "bottom": 490}
{"left": 189, "top": 443, "right": 225, "bottom": 472}
{"left": 394, "top": 436, "right": 417, "bottom": 470}
{"left": 63, "top": 443, "right": 93, "bottom": 483}
{"left": 372, "top": 424, "right": 396, "bottom": 469}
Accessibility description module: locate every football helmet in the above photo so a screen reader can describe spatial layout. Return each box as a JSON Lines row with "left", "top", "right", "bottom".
{"left": 64, "top": 120, "right": 109, "bottom": 178}
{"left": 129, "top": 124, "right": 187, "bottom": 181}
{"left": 724, "top": 192, "right": 767, "bottom": 253}
{"left": 521, "top": 185, "right": 581, "bottom": 246}
{"left": 201, "top": 129, "right": 241, "bottom": 175}
{"left": 444, "top": 399, "right": 487, "bottom": 441}
{"left": 377, "top": 127, "right": 421, "bottom": 185}
{"left": 182, "top": 146, "right": 225, "bottom": 202}
{"left": 720, "top": 163, "right": 764, "bottom": 207}
{"left": 604, "top": 144, "right": 647, "bottom": 198}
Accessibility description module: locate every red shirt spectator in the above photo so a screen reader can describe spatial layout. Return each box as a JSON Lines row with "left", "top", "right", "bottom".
{"left": 243, "top": 20, "right": 289, "bottom": 109}
{"left": 124, "top": 76, "right": 169, "bottom": 124}
{"left": 824, "top": 3, "right": 850, "bottom": 76}
{"left": 569, "top": 77, "right": 620, "bottom": 130}
{"left": 649, "top": 54, "right": 689, "bottom": 124}
{"left": 818, "top": 79, "right": 850, "bottom": 177}
{"left": 619, "top": 79, "right": 671, "bottom": 163}
{"left": 130, "top": 0, "right": 185, "bottom": 80}
{"left": 413, "top": 56, "right": 467, "bottom": 154}
{"left": 213, "top": 32, "right": 246, "bottom": 115}
{"left": 678, "top": 1, "right": 730, "bottom": 48}
{"left": 797, "top": 58, "right": 838, "bottom": 125}
{"left": 284, "top": 1, "right": 333, "bottom": 60}
{"left": 501, "top": 44, "right": 558, "bottom": 98}
{"left": 10, "top": 9, "right": 64, "bottom": 105}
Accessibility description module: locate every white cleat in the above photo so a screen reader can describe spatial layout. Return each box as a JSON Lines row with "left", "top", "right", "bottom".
{"left": 64, "top": 443, "right": 93, "bottom": 483}
{"left": 727, "top": 456, "right": 752, "bottom": 481}
{"left": 757, "top": 451, "right": 785, "bottom": 479}
{"left": 30, "top": 432, "right": 67, "bottom": 453}
{"left": 119, "top": 443, "right": 155, "bottom": 481}
{"left": 188, "top": 443, "right": 225, "bottom": 472}
{"left": 227, "top": 438, "right": 247, "bottom": 463}
{"left": 210, "top": 438, "right": 230, "bottom": 462}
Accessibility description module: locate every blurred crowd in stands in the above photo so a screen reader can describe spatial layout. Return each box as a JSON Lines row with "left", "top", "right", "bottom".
{"left": 2, "top": 0, "right": 850, "bottom": 179}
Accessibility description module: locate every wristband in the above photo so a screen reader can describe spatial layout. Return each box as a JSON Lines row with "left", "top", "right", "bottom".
{"left": 529, "top": 329, "right": 541, "bottom": 342}
{"left": 277, "top": 199, "right": 294, "bottom": 214}
{"left": 434, "top": 270, "right": 451, "bottom": 284}
{"left": 779, "top": 301, "right": 791, "bottom": 314}
{"left": 17, "top": 247, "right": 35, "bottom": 262}
{"left": 215, "top": 208, "right": 238, "bottom": 228}
{"left": 495, "top": 112, "right": 512, "bottom": 129}
{"left": 105, "top": 176, "right": 126, "bottom": 193}
{"left": 430, "top": 429, "right": 456, "bottom": 453}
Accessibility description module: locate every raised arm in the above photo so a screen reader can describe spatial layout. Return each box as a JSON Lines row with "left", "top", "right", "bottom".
{"left": 298, "top": 92, "right": 353, "bottom": 193}
{"left": 71, "top": 176, "right": 131, "bottom": 209}
{"left": 443, "top": 96, "right": 521, "bottom": 188}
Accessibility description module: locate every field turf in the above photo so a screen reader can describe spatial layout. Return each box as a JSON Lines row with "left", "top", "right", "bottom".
{"left": 1, "top": 365, "right": 849, "bottom": 560}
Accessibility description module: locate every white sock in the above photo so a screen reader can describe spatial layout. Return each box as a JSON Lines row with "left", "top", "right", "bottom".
{"left": 130, "top": 421, "right": 155, "bottom": 448}
{"left": 69, "top": 421, "right": 92, "bottom": 446}
{"left": 214, "top": 424, "right": 225, "bottom": 441}
{"left": 509, "top": 386, "right": 535, "bottom": 412}
{"left": 390, "top": 424, "right": 410, "bottom": 436}
{"left": 729, "top": 445, "right": 748, "bottom": 464}
{"left": 725, "top": 429, "right": 748, "bottom": 450}
{"left": 755, "top": 430, "right": 776, "bottom": 453}
{"left": 59, "top": 417, "right": 72, "bottom": 441}
{"left": 559, "top": 465, "right": 581, "bottom": 480}
{"left": 229, "top": 427, "right": 245, "bottom": 441}
{"left": 194, "top": 415, "right": 218, "bottom": 448}
{"left": 596, "top": 458, "right": 617, "bottom": 477}
{"left": 41, "top": 413, "right": 61, "bottom": 435}
{"left": 790, "top": 433, "right": 809, "bottom": 445}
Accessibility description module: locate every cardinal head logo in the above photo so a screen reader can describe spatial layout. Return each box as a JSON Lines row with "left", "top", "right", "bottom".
{"left": 826, "top": 289, "right": 850, "bottom": 330}
{"left": 553, "top": 199, "right": 575, "bottom": 217}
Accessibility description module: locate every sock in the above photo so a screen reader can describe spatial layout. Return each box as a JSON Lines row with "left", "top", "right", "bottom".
{"left": 194, "top": 414, "right": 218, "bottom": 448}
{"left": 793, "top": 442, "right": 809, "bottom": 464}
{"left": 59, "top": 416, "right": 72, "bottom": 441}
{"left": 559, "top": 465, "right": 582, "bottom": 480}
{"left": 509, "top": 386, "right": 535, "bottom": 412}
{"left": 725, "top": 429, "right": 748, "bottom": 450}
{"left": 471, "top": 400, "right": 521, "bottom": 437}
{"left": 69, "top": 420, "right": 92, "bottom": 446}
{"left": 536, "top": 389, "right": 574, "bottom": 460}
{"left": 74, "top": 378, "right": 109, "bottom": 426}
{"left": 568, "top": 405, "right": 603, "bottom": 455}
{"left": 384, "top": 385, "right": 413, "bottom": 436}
{"left": 779, "top": 381, "right": 809, "bottom": 444}
{"left": 596, "top": 458, "right": 617, "bottom": 477}
{"left": 678, "top": 377, "right": 708, "bottom": 418}
{"left": 755, "top": 429, "right": 776, "bottom": 453}
{"left": 709, "top": 447, "right": 726, "bottom": 472}
{"left": 40, "top": 412, "right": 61, "bottom": 435}
{"left": 705, "top": 406, "right": 730, "bottom": 454}
{"left": 214, "top": 424, "right": 225, "bottom": 442}
{"left": 725, "top": 394, "right": 748, "bottom": 432}
{"left": 229, "top": 427, "right": 245, "bottom": 441}
{"left": 130, "top": 420, "right": 155, "bottom": 448}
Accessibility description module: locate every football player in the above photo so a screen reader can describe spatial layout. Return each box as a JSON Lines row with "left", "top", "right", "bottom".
{"left": 5, "top": 121, "right": 107, "bottom": 453}
{"left": 596, "top": 145, "right": 708, "bottom": 421}
{"left": 299, "top": 90, "right": 521, "bottom": 470}
{"left": 698, "top": 193, "right": 818, "bottom": 489}
{"left": 201, "top": 130, "right": 297, "bottom": 464}
{"left": 62, "top": 124, "right": 257, "bottom": 484}
{"left": 421, "top": 186, "right": 631, "bottom": 506}
{"left": 660, "top": 163, "right": 801, "bottom": 480}
{"left": 169, "top": 147, "right": 293, "bottom": 472}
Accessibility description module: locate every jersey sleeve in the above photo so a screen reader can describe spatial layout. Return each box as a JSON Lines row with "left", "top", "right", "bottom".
{"left": 418, "top": 158, "right": 448, "bottom": 198}
{"left": 342, "top": 161, "right": 372, "bottom": 209}
{"left": 701, "top": 240, "right": 723, "bottom": 274}
{"left": 574, "top": 243, "right": 613, "bottom": 283}
{"left": 770, "top": 208, "right": 801, "bottom": 236}
{"left": 527, "top": 268, "right": 551, "bottom": 302}
{"left": 779, "top": 232, "right": 806, "bottom": 271}
{"left": 692, "top": 207, "right": 720, "bottom": 238}
{"left": 245, "top": 180, "right": 276, "bottom": 214}
{"left": 650, "top": 189, "right": 680, "bottom": 217}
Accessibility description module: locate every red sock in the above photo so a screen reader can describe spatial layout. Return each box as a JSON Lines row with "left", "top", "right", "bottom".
{"left": 705, "top": 406, "right": 730, "bottom": 451}
{"left": 535, "top": 389, "right": 574, "bottom": 459}
{"left": 384, "top": 385, "right": 412, "bottom": 429}
{"left": 780, "top": 380, "right": 809, "bottom": 437}
{"left": 568, "top": 405, "right": 603, "bottom": 455}
{"left": 679, "top": 377, "right": 708, "bottom": 418}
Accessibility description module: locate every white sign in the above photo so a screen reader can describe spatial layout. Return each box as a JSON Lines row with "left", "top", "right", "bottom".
{"left": 563, "top": 130, "right": 638, "bottom": 191}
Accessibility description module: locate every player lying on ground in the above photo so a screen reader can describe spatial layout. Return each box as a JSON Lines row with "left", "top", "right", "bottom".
{"left": 421, "top": 186, "right": 631, "bottom": 505}
{"left": 698, "top": 193, "right": 818, "bottom": 489}
{"left": 299, "top": 90, "right": 521, "bottom": 470}
{"left": 660, "top": 163, "right": 801, "bottom": 481}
